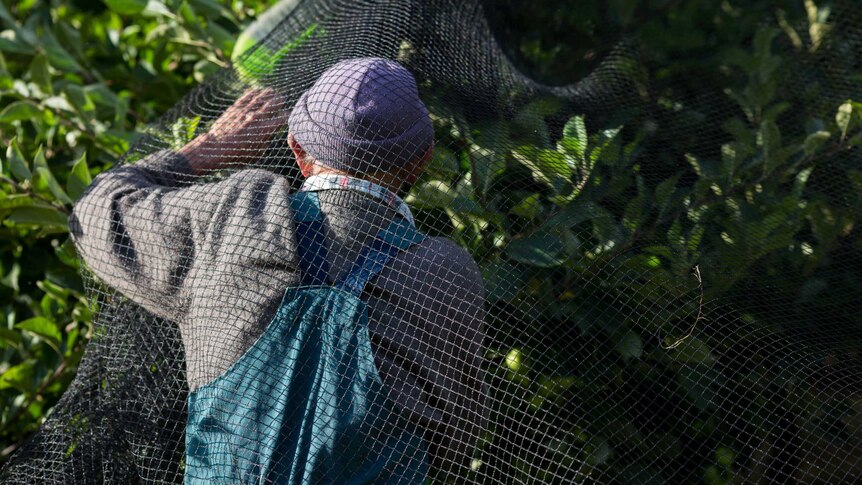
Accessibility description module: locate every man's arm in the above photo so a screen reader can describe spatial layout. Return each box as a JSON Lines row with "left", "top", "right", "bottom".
{"left": 70, "top": 89, "right": 289, "bottom": 321}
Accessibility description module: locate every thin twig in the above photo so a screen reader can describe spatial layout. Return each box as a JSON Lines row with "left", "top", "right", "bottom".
{"left": 661, "top": 264, "right": 705, "bottom": 350}
{"left": 4, "top": 359, "right": 69, "bottom": 434}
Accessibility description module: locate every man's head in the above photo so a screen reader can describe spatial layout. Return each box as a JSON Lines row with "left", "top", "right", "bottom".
{"left": 288, "top": 57, "right": 434, "bottom": 192}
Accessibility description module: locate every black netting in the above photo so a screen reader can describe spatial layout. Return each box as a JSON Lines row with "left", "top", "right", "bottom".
{"left": 3, "top": 0, "right": 862, "bottom": 483}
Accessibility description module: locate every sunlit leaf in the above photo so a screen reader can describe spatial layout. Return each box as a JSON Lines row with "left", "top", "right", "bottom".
{"left": 803, "top": 130, "right": 831, "bottom": 155}
{"left": 67, "top": 152, "right": 92, "bottom": 201}
{"left": 513, "top": 147, "right": 571, "bottom": 193}
{"left": 170, "top": 116, "right": 201, "bottom": 149}
{"left": 6, "top": 205, "right": 68, "bottom": 229}
{"left": 32, "top": 147, "right": 72, "bottom": 204}
{"left": 103, "top": 0, "right": 149, "bottom": 15}
{"left": 0, "top": 100, "right": 42, "bottom": 122}
{"left": 64, "top": 85, "right": 96, "bottom": 117}
{"left": 6, "top": 137, "right": 32, "bottom": 181}
{"left": 836, "top": 100, "right": 853, "bottom": 140}
{"left": 0, "top": 194, "right": 39, "bottom": 209}
{"left": 559, "top": 115, "right": 587, "bottom": 163}
{"left": 15, "top": 317, "right": 61, "bottom": 346}
{"left": 0, "top": 359, "right": 36, "bottom": 391}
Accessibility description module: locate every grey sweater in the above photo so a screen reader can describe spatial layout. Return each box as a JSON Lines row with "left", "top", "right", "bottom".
{"left": 69, "top": 149, "right": 487, "bottom": 475}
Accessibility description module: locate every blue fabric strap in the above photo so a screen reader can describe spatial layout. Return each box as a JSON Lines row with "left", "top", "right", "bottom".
{"left": 337, "top": 218, "right": 425, "bottom": 296}
{"left": 290, "top": 192, "right": 330, "bottom": 286}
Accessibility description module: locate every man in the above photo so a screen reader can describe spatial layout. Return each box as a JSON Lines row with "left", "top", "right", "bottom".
{"left": 70, "top": 58, "right": 487, "bottom": 481}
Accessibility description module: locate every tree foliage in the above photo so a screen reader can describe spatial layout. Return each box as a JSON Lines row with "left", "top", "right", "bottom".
{"left": 1, "top": 0, "right": 862, "bottom": 483}
{"left": 0, "top": 0, "right": 276, "bottom": 461}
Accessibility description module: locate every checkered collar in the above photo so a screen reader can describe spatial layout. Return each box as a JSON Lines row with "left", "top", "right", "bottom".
{"left": 300, "top": 174, "right": 415, "bottom": 227}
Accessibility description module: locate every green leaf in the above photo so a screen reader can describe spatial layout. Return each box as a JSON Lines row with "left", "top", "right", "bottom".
{"left": 0, "top": 1, "right": 15, "bottom": 24}
{"left": 0, "top": 327, "right": 22, "bottom": 347}
{"left": 427, "top": 145, "right": 460, "bottom": 177}
{"left": 0, "top": 194, "right": 39, "bottom": 209}
{"left": 33, "top": 166, "right": 72, "bottom": 204}
{"left": 513, "top": 147, "right": 572, "bottom": 194}
{"left": 668, "top": 218, "right": 683, "bottom": 253}
{"left": 29, "top": 53, "right": 52, "bottom": 95}
{"left": 671, "top": 337, "right": 715, "bottom": 364}
{"left": 677, "top": 364, "right": 721, "bottom": 412}
{"left": 41, "top": 29, "right": 82, "bottom": 72}
{"left": 803, "top": 130, "right": 831, "bottom": 156}
{"left": 588, "top": 436, "right": 612, "bottom": 466}
{"left": 510, "top": 193, "right": 542, "bottom": 219}
{"left": 190, "top": 0, "right": 233, "bottom": 19}
{"left": 32, "top": 147, "right": 72, "bottom": 204}
{"left": 193, "top": 59, "right": 219, "bottom": 84}
{"left": 836, "top": 100, "right": 853, "bottom": 140}
{"left": 103, "top": 0, "right": 149, "bottom": 15}
{"left": 170, "top": 116, "right": 201, "bottom": 150}
{"left": 615, "top": 330, "right": 643, "bottom": 360}
{"left": 0, "top": 100, "right": 42, "bottom": 122}
{"left": 588, "top": 127, "right": 622, "bottom": 164}
{"left": 760, "top": 119, "right": 782, "bottom": 172}
{"left": 0, "top": 359, "right": 36, "bottom": 391}
{"left": 206, "top": 22, "right": 234, "bottom": 54}
{"left": 82, "top": 84, "right": 120, "bottom": 108}
{"left": 55, "top": 237, "right": 80, "bottom": 268}
{"left": 792, "top": 167, "right": 814, "bottom": 197}
{"left": 472, "top": 121, "right": 509, "bottom": 194}
{"left": 178, "top": 1, "right": 201, "bottom": 29}
{"left": 67, "top": 152, "right": 92, "bottom": 201}
{"left": 0, "top": 17, "right": 35, "bottom": 55}
{"left": 512, "top": 97, "right": 560, "bottom": 148}
{"left": 547, "top": 200, "right": 606, "bottom": 228}
{"left": 6, "top": 137, "right": 31, "bottom": 181}
{"left": 43, "top": 95, "right": 74, "bottom": 112}
{"left": 560, "top": 115, "right": 588, "bottom": 163}
{"left": 715, "top": 447, "right": 735, "bottom": 468}
{"left": 1, "top": 262, "right": 20, "bottom": 291}
{"left": 482, "top": 259, "right": 526, "bottom": 303}
{"left": 407, "top": 179, "right": 483, "bottom": 214}
{"left": 409, "top": 179, "right": 457, "bottom": 209}
{"left": 64, "top": 85, "right": 96, "bottom": 117}
{"left": 0, "top": 61, "right": 11, "bottom": 91}
{"left": 685, "top": 154, "right": 720, "bottom": 180}
{"left": 6, "top": 205, "right": 69, "bottom": 229}
{"left": 654, "top": 175, "right": 680, "bottom": 220}
{"left": 622, "top": 195, "right": 646, "bottom": 233}
{"left": 15, "top": 316, "right": 61, "bottom": 345}
{"left": 143, "top": 0, "right": 173, "bottom": 17}
{"left": 234, "top": 24, "right": 319, "bottom": 81}
{"left": 506, "top": 227, "right": 568, "bottom": 267}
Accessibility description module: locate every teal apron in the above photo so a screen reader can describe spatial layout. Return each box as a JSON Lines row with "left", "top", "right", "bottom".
{"left": 184, "top": 191, "right": 429, "bottom": 484}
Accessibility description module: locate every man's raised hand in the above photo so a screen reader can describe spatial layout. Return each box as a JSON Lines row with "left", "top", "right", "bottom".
{"left": 179, "top": 88, "right": 289, "bottom": 173}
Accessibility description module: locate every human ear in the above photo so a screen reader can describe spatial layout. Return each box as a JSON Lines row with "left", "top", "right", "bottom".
{"left": 288, "top": 133, "right": 313, "bottom": 177}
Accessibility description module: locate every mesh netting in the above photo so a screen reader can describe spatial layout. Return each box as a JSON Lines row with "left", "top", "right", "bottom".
{"left": 3, "top": 0, "right": 862, "bottom": 483}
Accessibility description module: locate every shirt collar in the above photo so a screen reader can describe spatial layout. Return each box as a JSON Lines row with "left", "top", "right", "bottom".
{"left": 299, "top": 174, "right": 415, "bottom": 227}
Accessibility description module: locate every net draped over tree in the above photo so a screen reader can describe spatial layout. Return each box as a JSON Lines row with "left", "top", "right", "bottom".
{"left": 3, "top": 0, "right": 862, "bottom": 483}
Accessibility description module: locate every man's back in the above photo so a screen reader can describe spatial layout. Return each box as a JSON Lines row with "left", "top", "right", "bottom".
{"left": 70, "top": 153, "right": 487, "bottom": 475}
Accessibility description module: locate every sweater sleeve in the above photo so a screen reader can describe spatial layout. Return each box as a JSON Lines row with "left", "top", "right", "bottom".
{"left": 69, "top": 149, "right": 289, "bottom": 322}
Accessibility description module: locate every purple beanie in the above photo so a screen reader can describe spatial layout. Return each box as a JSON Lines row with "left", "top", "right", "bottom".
{"left": 288, "top": 57, "right": 434, "bottom": 174}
